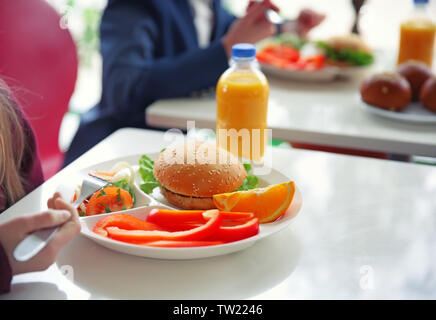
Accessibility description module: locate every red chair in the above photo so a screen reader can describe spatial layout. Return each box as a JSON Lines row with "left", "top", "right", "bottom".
{"left": 0, "top": 0, "right": 78, "bottom": 179}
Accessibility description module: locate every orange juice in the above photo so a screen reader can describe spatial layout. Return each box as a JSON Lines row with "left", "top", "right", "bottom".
{"left": 216, "top": 44, "right": 269, "bottom": 161}
{"left": 398, "top": 18, "right": 436, "bottom": 66}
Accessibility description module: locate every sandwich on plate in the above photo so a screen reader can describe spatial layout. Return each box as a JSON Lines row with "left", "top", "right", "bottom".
{"left": 153, "top": 142, "right": 249, "bottom": 210}
{"left": 316, "top": 34, "right": 374, "bottom": 67}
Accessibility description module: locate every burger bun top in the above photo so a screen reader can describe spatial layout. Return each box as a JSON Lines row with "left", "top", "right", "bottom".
{"left": 153, "top": 142, "right": 247, "bottom": 197}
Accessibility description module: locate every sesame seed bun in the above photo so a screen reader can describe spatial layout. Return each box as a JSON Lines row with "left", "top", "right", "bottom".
{"left": 153, "top": 142, "right": 247, "bottom": 209}
{"left": 326, "top": 34, "right": 372, "bottom": 55}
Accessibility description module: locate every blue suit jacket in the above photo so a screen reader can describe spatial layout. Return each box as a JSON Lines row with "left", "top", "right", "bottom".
{"left": 65, "top": 0, "right": 235, "bottom": 165}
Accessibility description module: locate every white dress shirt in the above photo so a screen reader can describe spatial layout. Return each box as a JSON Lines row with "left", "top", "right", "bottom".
{"left": 189, "top": 0, "right": 214, "bottom": 48}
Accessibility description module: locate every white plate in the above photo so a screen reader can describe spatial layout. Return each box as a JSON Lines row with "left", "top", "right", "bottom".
{"left": 73, "top": 153, "right": 303, "bottom": 260}
{"left": 261, "top": 63, "right": 371, "bottom": 82}
{"left": 359, "top": 98, "right": 436, "bottom": 124}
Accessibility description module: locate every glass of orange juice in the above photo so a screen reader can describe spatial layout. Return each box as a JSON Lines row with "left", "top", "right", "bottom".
{"left": 216, "top": 43, "right": 269, "bottom": 162}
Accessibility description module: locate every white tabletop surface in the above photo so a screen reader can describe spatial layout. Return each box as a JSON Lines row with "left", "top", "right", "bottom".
{"left": 146, "top": 51, "right": 436, "bottom": 157}
{"left": 1, "top": 128, "right": 436, "bottom": 300}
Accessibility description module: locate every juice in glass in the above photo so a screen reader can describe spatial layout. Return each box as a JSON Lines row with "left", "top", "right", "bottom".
{"left": 216, "top": 44, "right": 269, "bottom": 162}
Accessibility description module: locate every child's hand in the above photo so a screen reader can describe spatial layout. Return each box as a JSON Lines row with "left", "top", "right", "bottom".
{"left": 222, "top": 0, "right": 278, "bottom": 57}
{"left": 0, "top": 192, "right": 80, "bottom": 275}
{"left": 296, "top": 9, "right": 326, "bottom": 38}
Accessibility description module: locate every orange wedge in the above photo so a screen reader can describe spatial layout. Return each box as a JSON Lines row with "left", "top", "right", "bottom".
{"left": 89, "top": 170, "right": 115, "bottom": 182}
{"left": 213, "top": 181, "right": 296, "bottom": 223}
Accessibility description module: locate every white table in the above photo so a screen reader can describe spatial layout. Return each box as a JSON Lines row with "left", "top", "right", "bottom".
{"left": 146, "top": 51, "right": 436, "bottom": 158}
{"left": 1, "top": 128, "right": 436, "bottom": 300}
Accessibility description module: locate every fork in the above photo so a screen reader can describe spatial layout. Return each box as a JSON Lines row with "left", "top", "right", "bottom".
{"left": 13, "top": 175, "right": 109, "bottom": 262}
{"left": 265, "top": 8, "right": 284, "bottom": 24}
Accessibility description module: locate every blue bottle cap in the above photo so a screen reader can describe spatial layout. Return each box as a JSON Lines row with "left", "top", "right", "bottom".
{"left": 231, "top": 43, "right": 256, "bottom": 58}
{"left": 414, "top": 0, "right": 429, "bottom": 4}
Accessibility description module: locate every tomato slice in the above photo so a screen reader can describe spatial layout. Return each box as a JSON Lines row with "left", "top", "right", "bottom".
{"left": 86, "top": 187, "right": 133, "bottom": 216}
{"left": 93, "top": 213, "right": 163, "bottom": 237}
{"left": 106, "top": 210, "right": 222, "bottom": 243}
{"left": 141, "top": 240, "right": 225, "bottom": 248}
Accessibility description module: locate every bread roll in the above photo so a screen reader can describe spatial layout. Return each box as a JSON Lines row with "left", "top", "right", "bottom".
{"left": 397, "top": 60, "right": 433, "bottom": 101}
{"left": 360, "top": 72, "right": 411, "bottom": 111}
{"left": 420, "top": 77, "right": 436, "bottom": 113}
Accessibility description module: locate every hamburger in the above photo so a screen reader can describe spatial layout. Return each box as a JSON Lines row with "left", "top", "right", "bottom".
{"left": 153, "top": 142, "right": 247, "bottom": 210}
{"left": 316, "top": 34, "right": 374, "bottom": 67}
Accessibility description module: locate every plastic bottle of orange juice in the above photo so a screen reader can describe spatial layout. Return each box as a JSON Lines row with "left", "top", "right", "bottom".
{"left": 397, "top": 0, "right": 436, "bottom": 66}
{"left": 216, "top": 43, "right": 269, "bottom": 162}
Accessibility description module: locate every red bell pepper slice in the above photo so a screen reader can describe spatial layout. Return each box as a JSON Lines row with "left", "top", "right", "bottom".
{"left": 156, "top": 216, "right": 260, "bottom": 242}
{"left": 209, "top": 218, "right": 259, "bottom": 242}
{"left": 260, "top": 45, "right": 278, "bottom": 55}
{"left": 146, "top": 209, "right": 254, "bottom": 229}
{"left": 93, "top": 213, "right": 163, "bottom": 237}
{"left": 156, "top": 219, "right": 258, "bottom": 233}
{"left": 106, "top": 210, "right": 222, "bottom": 243}
{"left": 304, "top": 54, "right": 325, "bottom": 71}
{"left": 141, "top": 240, "right": 225, "bottom": 248}
{"left": 278, "top": 45, "right": 300, "bottom": 62}
{"left": 256, "top": 51, "right": 287, "bottom": 68}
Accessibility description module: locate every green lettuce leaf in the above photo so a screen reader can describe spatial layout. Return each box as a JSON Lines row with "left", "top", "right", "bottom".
{"left": 315, "top": 41, "right": 374, "bottom": 66}
{"left": 111, "top": 179, "right": 136, "bottom": 204}
{"left": 237, "top": 163, "right": 259, "bottom": 191}
{"left": 138, "top": 155, "right": 161, "bottom": 194}
{"left": 139, "top": 181, "right": 160, "bottom": 194}
{"left": 275, "top": 33, "right": 307, "bottom": 50}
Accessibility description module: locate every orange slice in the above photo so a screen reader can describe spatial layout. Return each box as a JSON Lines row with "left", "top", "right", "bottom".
{"left": 213, "top": 181, "right": 296, "bottom": 223}
{"left": 89, "top": 170, "right": 115, "bottom": 182}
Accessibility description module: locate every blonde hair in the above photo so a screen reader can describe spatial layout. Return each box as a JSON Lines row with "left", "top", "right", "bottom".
{"left": 0, "top": 86, "right": 27, "bottom": 205}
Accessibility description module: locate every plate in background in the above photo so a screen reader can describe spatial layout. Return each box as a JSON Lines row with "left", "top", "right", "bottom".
{"left": 261, "top": 63, "right": 371, "bottom": 82}
{"left": 359, "top": 98, "right": 436, "bottom": 124}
